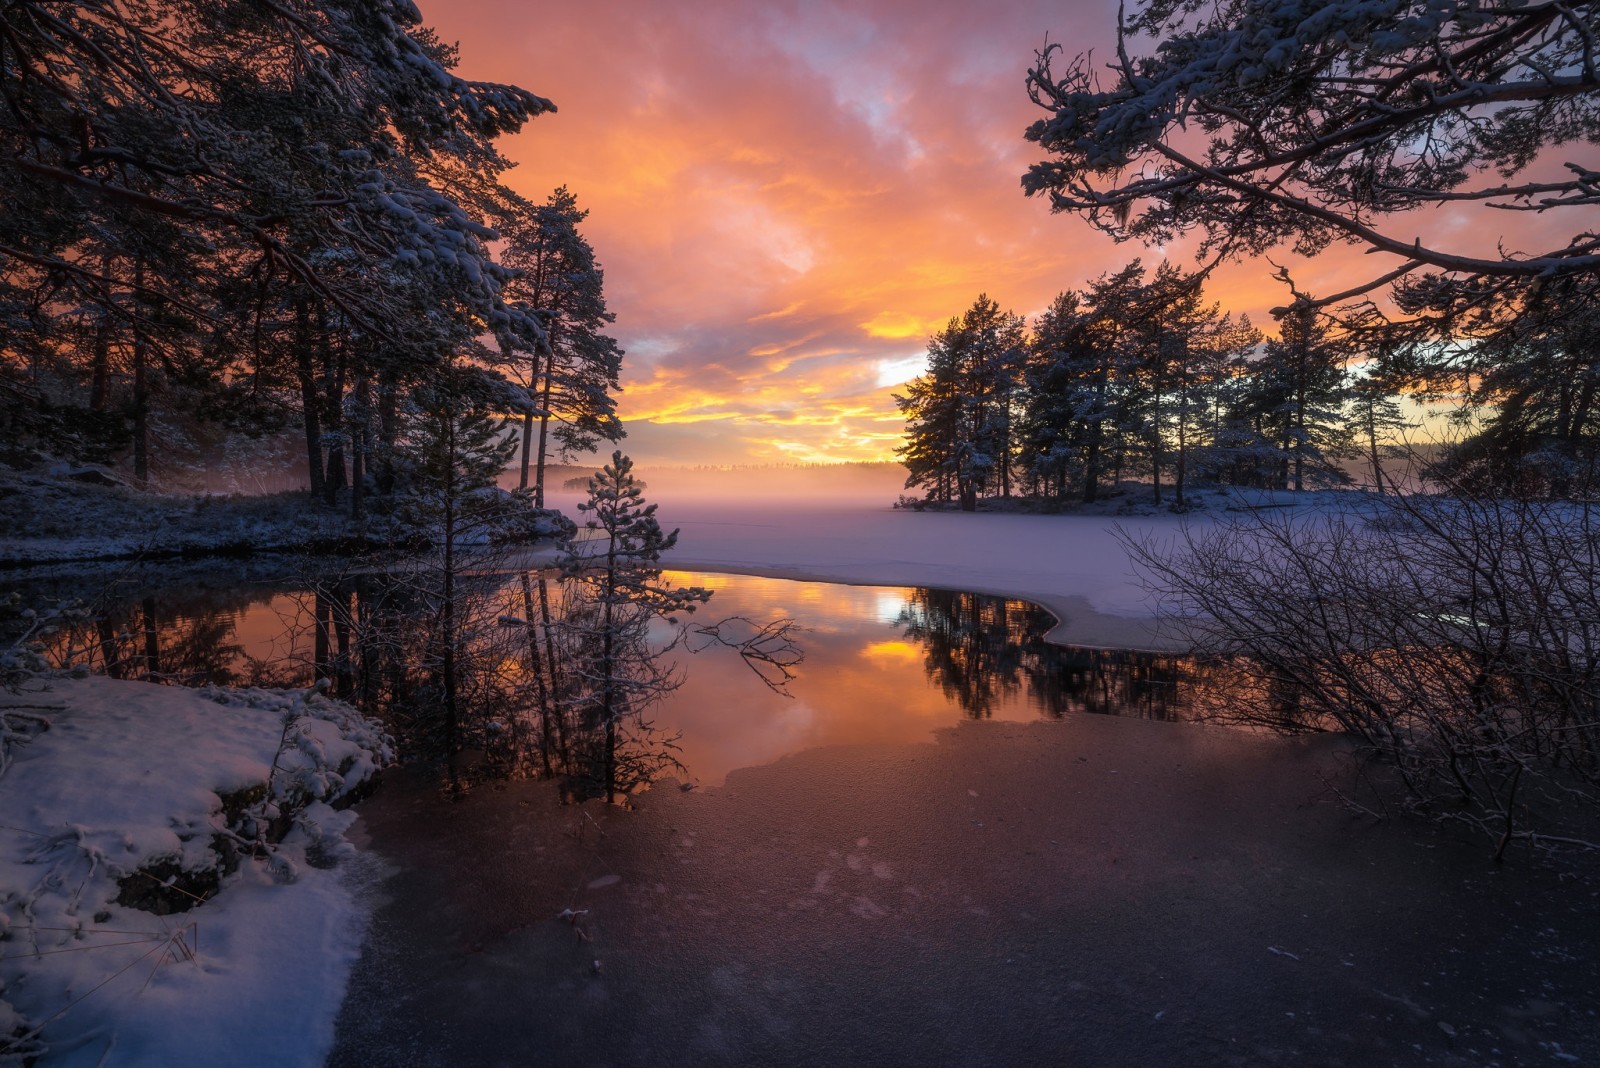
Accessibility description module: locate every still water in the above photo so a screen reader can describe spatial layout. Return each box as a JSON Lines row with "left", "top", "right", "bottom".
{"left": 31, "top": 568, "right": 1215, "bottom": 786}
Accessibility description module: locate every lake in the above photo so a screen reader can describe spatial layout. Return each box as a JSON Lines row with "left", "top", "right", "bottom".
{"left": 29, "top": 566, "right": 1225, "bottom": 788}
{"left": 16, "top": 561, "right": 1600, "bottom": 1064}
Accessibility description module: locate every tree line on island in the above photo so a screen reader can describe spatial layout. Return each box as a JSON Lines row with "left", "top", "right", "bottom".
{"left": 0, "top": 1, "right": 622, "bottom": 517}
{"left": 897, "top": 264, "right": 1400, "bottom": 511}
{"left": 897, "top": 258, "right": 1597, "bottom": 513}
{"left": 931, "top": 0, "right": 1600, "bottom": 516}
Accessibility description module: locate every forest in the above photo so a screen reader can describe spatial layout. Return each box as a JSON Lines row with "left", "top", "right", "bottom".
{"left": 0, "top": 0, "right": 620, "bottom": 521}
{"left": 3, "top": 0, "right": 1600, "bottom": 1062}
{"left": 896, "top": 263, "right": 1599, "bottom": 512}
{"left": 895, "top": 0, "right": 1600, "bottom": 513}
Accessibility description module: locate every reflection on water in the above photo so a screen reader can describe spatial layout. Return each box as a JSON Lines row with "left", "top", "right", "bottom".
{"left": 26, "top": 569, "right": 1237, "bottom": 787}
{"left": 894, "top": 587, "right": 1191, "bottom": 720}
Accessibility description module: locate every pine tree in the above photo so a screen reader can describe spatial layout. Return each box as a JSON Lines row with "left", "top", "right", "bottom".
{"left": 560, "top": 453, "right": 711, "bottom": 802}
{"left": 1345, "top": 369, "right": 1417, "bottom": 494}
{"left": 896, "top": 296, "right": 1025, "bottom": 511}
{"left": 0, "top": 0, "right": 555, "bottom": 491}
{"left": 1072, "top": 265, "right": 1151, "bottom": 502}
{"left": 498, "top": 187, "right": 625, "bottom": 506}
{"left": 1018, "top": 290, "right": 1089, "bottom": 502}
{"left": 402, "top": 361, "right": 519, "bottom": 790}
{"left": 1251, "top": 305, "right": 1355, "bottom": 491}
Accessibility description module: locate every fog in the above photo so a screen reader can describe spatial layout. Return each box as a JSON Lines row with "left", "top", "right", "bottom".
{"left": 541, "top": 461, "right": 906, "bottom": 507}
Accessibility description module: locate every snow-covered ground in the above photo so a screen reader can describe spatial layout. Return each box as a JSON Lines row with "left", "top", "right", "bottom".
{"left": 0, "top": 465, "right": 1350, "bottom": 1065}
{"left": 0, "top": 467, "right": 356, "bottom": 565}
{"left": 539, "top": 477, "right": 1322, "bottom": 650}
{"left": 0, "top": 676, "right": 390, "bottom": 1066}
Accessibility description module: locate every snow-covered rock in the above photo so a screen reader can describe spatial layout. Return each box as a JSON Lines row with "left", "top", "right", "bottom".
{"left": 0, "top": 676, "right": 391, "bottom": 1065}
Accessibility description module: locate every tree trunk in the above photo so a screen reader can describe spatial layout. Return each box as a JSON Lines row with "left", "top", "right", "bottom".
{"left": 1175, "top": 405, "right": 1187, "bottom": 508}
{"left": 314, "top": 590, "right": 332, "bottom": 683}
{"left": 130, "top": 261, "right": 150, "bottom": 488}
{"left": 131, "top": 325, "right": 149, "bottom": 488}
{"left": 519, "top": 411, "right": 534, "bottom": 492}
{"left": 295, "top": 298, "right": 325, "bottom": 499}
{"left": 537, "top": 574, "right": 566, "bottom": 764}
{"left": 321, "top": 305, "right": 346, "bottom": 509}
{"left": 1366, "top": 404, "right": 1384, "bottom": 494}
{"left": 141, "top": 596, "right": 159, "bottom": 680}
{"left": 376, "top": 371, "right": 397, "bottom": 496}
{"left": 350, "top": 373, "right": 370, "bottom": 519}
{"left": 534, "top": 348, "right": 556, "bottom": 508}
{"left": 90, "top": 316, "right": 111, "bottom": 412}
{"left": 334, "top": 588, "right": 354, "bottom": 697}
{"left": 520, "top": 571, "right": 554, "bottom": 777}
{"left": 442, "top": 411, "right": 460, "bottom": 792}
{"left": 601, "top": 534, "right": 618, "bottom": 802}
{"left": 1083, "top": 424, "right": 1101, "bottom": 504}
{"left": 98, "top": 615, "right": 123, "bottom": 679}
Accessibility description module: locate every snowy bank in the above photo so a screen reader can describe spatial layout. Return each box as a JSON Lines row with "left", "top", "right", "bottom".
{"left": 533, "top": 483, "right": 1336, "bottom": 650}
{"left": 0, "top": 676, "right": 391, "bottom": 1065}
{"left": 0, "top": 466, "right": 571, "bottom": 567}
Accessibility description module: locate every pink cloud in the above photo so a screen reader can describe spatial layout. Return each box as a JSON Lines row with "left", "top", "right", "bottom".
{"left": 425, "top": 0, "right": 1565, "bottom": 463}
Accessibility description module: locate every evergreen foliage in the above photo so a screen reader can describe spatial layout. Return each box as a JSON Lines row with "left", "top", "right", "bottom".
{"left": 560, "top": 452, "right": 712, "bottom": 801}
{"left": 0, "top": 0, "right": 624, "bottom": 511}
{"left": 895, "top": 296, "right": 1026, "bottom": 511}
{"left": 1020, "top": 0, "right": 1600, "bottom": 497}
{"left": 498, "top": 187, "right": 626, "bottom": 506}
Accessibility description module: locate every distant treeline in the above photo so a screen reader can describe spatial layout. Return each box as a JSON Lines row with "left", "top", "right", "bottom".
{"left": 898, "top": 261, "right": 1600, "bottom": 510}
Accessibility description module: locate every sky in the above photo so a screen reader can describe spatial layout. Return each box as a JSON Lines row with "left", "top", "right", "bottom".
{"left": 421, "top": 0, "right": 1531, "bottom": 466}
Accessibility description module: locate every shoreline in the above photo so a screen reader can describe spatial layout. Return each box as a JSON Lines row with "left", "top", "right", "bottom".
{"left": 659, "top": 558, "right": 1181, "bottom": 652}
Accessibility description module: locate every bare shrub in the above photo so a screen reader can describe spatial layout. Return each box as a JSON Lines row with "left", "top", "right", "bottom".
{"left": 1123, "top": 492, "right": 1600, "bottom": 855}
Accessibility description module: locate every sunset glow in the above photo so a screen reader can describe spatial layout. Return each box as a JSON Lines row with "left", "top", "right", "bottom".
{"left": 423, "top": 0, "right": 1549, "bottom": 464}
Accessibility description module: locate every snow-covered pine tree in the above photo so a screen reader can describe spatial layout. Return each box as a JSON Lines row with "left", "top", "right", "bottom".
{"left": 0, "top": 0, "right": 555, "bottom": 489}
{"left": 1023, "top": 0, "right": 1600, "bottom": 301}
{"left": 1018, "top": 290, "right": 1090, "bottom": 503}
{"left": 896, "top": 296, "right": 1026, "bottom": 511}
{"left": 1251, "top": 305, "right": 1355, "bottom": 491}
{"left": 497, "top": 187, "right": 625, "bottom": 507}
{"left": 1167, "top": 305, "right": 1261, "bottom": 509}
{"left": 1021, "top": 0, "right": 1600, "bottom": 501}
{"left": 1393, "top": 272, "right": 1600, "bottom": 498}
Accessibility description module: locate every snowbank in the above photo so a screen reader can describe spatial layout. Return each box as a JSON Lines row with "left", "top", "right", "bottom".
{"left": 0, "top": 467, "right": 569, "bottom": 566}
{"left": 535, "top": 482, "right": 1332, "bottom": 650}
{"left": 0, "top": 676, "right": 391, "bottom": 1066}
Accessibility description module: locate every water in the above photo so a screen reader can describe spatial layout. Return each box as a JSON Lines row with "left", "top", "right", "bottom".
{"left": 24, "top": 565, "right": 1221, "bottom": 786}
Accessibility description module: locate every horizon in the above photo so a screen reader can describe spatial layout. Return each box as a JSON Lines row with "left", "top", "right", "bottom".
{"left": 423, "top": 0, "right": 1539, "bottom": 467}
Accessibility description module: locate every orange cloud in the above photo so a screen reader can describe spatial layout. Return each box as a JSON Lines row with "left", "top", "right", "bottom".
{"left": 427, "top": 0, "right": 1501, "bottom": 465}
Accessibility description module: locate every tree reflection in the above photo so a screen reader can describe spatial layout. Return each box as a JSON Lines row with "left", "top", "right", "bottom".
{"left": 44, "top": 592, "right": 247, "bottom": 686}
{"left": 894, "top": 590, "right": 1030, "bottom": 717}
{"left": 895, "top": 588, "right": 1203, "bottom": 720}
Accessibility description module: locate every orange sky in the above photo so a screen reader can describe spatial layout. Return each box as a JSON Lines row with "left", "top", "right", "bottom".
{"left": 423, "top": 0, "right": 1570, "bottom": 465}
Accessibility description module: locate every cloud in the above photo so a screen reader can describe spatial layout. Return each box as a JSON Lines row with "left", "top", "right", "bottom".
{"left": 427, "top": 0, "right": 1526, "bottom": 464}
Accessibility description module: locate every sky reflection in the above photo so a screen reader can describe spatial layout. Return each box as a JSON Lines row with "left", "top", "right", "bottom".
{"left": 37, "top": 569, "right": 1224, "bottom": 789}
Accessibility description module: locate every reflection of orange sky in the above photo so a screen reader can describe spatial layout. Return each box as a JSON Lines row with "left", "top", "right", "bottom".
{"left": 424, "top": 0, "right": 1574, "bottom": 464}
{"left": 659, "top": 571, "right": 1041, "bottom": 785}
{"left": 140, "top": 571, "right": 1074, "bottom": 785}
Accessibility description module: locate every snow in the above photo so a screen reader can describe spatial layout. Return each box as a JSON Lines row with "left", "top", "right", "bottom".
{"left": 0, "top": 467, "right": 569, "bottom": 566}
{"left": 0, "top": 676, "right": 390, "bottom": 1066}
{"left": 0, "top": 463, "right": 1362, "bottom": 1063}
{"left": 536, "top": 474, "right": 1324, "bottom": 650}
